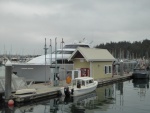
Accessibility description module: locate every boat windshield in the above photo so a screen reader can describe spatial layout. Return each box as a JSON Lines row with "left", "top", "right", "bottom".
{"left": 82, "top": 81, "right": 85, "bottom": 86}
{"left": 52, "top": 50, "right": 74, "bottom": 54}
{"left": 73, "top": 80, "right": 76, "bottom": 86}
{"left": 64, "top": 44, "right": 90, "bottom": 49}
{"left": 89, "top": 79, "right": 94, "bottom": 83}
{"left": 86, "top": 79, "right": 94, "bottom": 85}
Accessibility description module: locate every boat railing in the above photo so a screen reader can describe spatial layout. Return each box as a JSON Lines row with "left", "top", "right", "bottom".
{"left": 0, "top": 76, "right": 35, "bottom": 93}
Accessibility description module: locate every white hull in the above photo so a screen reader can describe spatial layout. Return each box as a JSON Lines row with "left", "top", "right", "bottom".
{"left": 12, "top": 64, "right": 73, "bottom": 82}
{"left": 61, "top": 81, "right": 98, "bottom": 96}
{"left": 73, "top": 81, "right": 98, "bottom": 96}
{"left": 12, "top": 40, "right": 91, "bottom": 83}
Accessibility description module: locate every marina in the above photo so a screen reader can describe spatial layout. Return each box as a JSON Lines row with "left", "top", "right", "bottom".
{"left": 0, "top": 63, "right": 132, "bottom": 103}
{"left": 1, "top": 79, "right": 150, "bottom": 113}
{"left": 0, "top": 46, "right": 137, "bottom": 104}
{"left": 0, "top": 0, "right": 150, "bottom": 112}
{"left": 0, "top": 58, "right": 150, "bottom": 113}
{"left": 0, "top": 40, "right": 149, "bottom": 113}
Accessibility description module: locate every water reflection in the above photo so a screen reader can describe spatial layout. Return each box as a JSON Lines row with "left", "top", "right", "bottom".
{"left": 1, "top": 79, "right": 150, "bottom": 113}
{"left": 0, "top": 85, "right": 115, "bottom": 113}
{"left": 62, "top": 92, "right": 97, "bottom": 113}
{"left": 132, "top": 79, "right": 149, "bottom": 88}
{"left": 132, "top": 79, "right": 149, "bottom": 100}
{"left": 59, "top": 84, "right": 115, "bottom": 113}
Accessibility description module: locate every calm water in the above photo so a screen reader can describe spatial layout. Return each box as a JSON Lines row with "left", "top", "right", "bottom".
{"left": 1, "top": 65, "right": 150, "bottom": 113}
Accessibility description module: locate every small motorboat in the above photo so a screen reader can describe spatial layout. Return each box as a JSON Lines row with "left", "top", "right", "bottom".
{"left": 132, "top": 68, "right": 150, "bottom": 79}
{"left": 132, "top": 57, "right": 150, "bottom": 79}
{"left": 60, "top": 77, "right": 98, "bottom": 97}
{"left": 15, "top": 88, "right": 36, "bottom": 95}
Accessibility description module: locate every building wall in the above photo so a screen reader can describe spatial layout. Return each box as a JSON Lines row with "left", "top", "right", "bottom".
{"left": 73, "top": 59, "right": 112, "bottom": 79}
{"left": 91, "top": 61, "right": 112, "bottom": 79}
{"left": 73, "top": 59, "right": 90, "bottom": 69}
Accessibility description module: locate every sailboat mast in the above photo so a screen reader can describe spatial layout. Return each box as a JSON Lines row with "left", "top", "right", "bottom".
{"left": 44, "top": 38, "right": 48, "bottom": 84}
{"left": 54, "top": 37, "right": 57, "bottom": 86}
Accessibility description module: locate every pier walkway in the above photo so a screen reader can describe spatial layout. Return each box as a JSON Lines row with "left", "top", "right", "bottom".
{"left": 96, "top": 72, "right": 132, "bottom": 86}
{"left": 58, "top": 72, "right": 132, "bottom": 87}
{"left": 1, "top": 73, "right": 132, "bottom": 103}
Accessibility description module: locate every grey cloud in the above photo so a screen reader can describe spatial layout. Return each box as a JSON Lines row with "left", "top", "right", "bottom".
{"left": 0, "top": 0, "right": 150, "bottom": 55}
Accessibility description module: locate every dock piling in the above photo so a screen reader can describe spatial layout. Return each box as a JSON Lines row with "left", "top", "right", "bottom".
{"left": 120, "top": 60, "right": 124, "bottom": 76}
{"left": 5, "top": 60, "right": 12, "bottom": 103}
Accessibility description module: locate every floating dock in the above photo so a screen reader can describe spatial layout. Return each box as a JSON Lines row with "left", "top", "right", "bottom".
{"left": 11, "top": 84, "right": 61, "bottom": 102}
{"left": 1, "top": 73, "right": 132, "bottom": 103}
{"left": 96, "top": 73, "right": 132, "bottom": 86}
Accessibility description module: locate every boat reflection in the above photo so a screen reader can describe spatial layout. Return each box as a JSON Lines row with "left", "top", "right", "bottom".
{"left": 132, "top": 79, "right": 149, "bottom": 88}
{"left": 132, "top": 79, "right": 149, "bottom": 100}
{"left": 60, "top": 91, "right": 97, "bottom": 113}
{"left": 61, "top": 84, "right": 115, "bottom": 112}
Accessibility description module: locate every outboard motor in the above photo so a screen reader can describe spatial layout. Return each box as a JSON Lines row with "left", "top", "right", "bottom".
{"left": 71, "top": 88, "right": 74, "bottom": 95}
{"left": 64, "top": 87, "right": 70, "bottom": 97}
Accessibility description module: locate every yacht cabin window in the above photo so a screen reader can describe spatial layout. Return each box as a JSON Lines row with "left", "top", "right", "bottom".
{"left": 53, "top": 51, "right": 74, "bottom": 54}
{"left": 64, "top": 45, "right": 90, "bottom": 49}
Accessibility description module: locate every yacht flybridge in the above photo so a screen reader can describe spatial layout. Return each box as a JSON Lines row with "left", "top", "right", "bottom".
{"left": 12, "top": 40, "right": 91, "bottom": 82}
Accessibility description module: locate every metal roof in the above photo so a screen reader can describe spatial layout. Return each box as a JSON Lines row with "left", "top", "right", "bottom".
{"left": 68, "top": 47, "right": 115, "bottom": 62}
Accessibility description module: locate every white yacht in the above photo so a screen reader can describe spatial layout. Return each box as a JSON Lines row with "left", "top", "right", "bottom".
{"left": 12, "top": 40, "right": 91, "bottom": 82}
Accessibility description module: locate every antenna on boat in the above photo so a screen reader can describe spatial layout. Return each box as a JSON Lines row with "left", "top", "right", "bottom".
{"left": 54, "top": 37, "right": 57, "bottom": 86}
{"left": 79, "top": 38, "right": 85, "bottom": 43}
{"left": 44, "top": 38, "right": 48, "bottom": 85}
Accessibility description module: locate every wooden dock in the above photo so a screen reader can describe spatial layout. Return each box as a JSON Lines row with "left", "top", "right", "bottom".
{"left": 12, "top": 84, "right": 61, "bottom": 102}
{"left": 10, "top": 73, "right": 132, "bottom": 103}
{"left": 96, "top": 73, "right": 132, "bottom": 86}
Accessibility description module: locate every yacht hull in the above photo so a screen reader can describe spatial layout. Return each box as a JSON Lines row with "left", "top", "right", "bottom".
{"left": 12, "top": 64, "right": 73, "bottom": 82}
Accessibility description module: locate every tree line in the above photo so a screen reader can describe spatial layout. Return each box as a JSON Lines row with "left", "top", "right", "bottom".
{"left": 95, "top": 39, "right": 150, "bottom": 59}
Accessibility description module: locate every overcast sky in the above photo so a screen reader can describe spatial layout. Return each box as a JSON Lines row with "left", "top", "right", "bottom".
{"left": 0, "top": 0, "right": 150, "bottom": 55}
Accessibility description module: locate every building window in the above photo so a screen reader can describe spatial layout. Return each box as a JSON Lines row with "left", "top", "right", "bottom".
{"left": 104, "top": 65, "right": 112, "bottom": 74}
